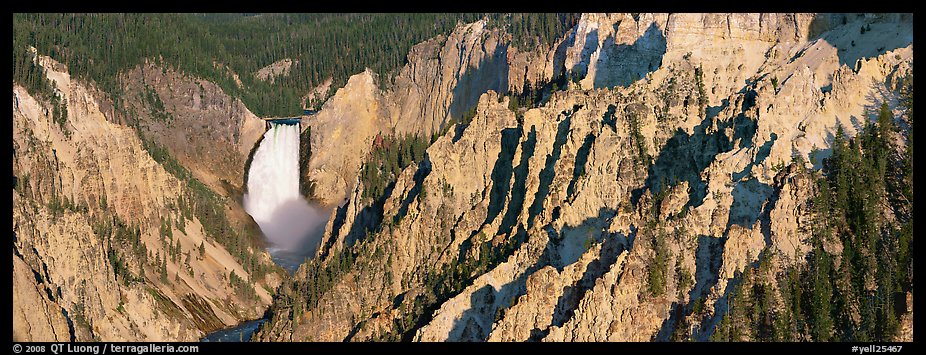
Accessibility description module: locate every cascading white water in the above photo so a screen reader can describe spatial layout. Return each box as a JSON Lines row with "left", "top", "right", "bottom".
{"left": 244, "top": 123, "right": 324, "bottom": 262}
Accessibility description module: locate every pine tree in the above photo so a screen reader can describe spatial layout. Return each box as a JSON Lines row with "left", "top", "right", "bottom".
{"left": 829, "top": 124, "right": 850, "bottom": 214}
{"left": 809, "top": 241, "right": 834, "bottom": 341}
{"left": 159, "top": 254, "right": 168, "bottom": 283}
{"left": 808, "top": 178, "right": 835, "bottom": 341}
{"left": 786, "top": 266, "right": 804, "bottom": 340}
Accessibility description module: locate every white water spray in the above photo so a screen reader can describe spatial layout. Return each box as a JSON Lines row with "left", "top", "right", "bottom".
{"left": 244, "top": 123, "right": 324, "bottom": 255}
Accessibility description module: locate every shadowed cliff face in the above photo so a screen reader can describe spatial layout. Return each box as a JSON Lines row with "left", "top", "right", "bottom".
{"left": 122, "top": 62, "right": 266, "bottom": 196}
{"left": 590, "top": 22, "right": 667, "bottom": 89}
{"left": 254, "top": 13, "right": 912, "bottom": 343}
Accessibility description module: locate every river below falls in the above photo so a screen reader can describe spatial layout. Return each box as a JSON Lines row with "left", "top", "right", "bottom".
{"left": 200, "top": 318, "right": 267, "bottom": 342}
{"left": 200, "top": 203, "right": 328, "bottom": 340}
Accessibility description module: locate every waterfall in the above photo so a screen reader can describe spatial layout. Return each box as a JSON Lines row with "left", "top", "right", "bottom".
{"left": 244, "top": 123, "right": 324, "bottom": 265}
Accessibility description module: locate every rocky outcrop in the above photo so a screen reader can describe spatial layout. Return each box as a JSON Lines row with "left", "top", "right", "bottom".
{"left": 255, "top": 13, "right": 912, "bottom": 342}
{"left": 506, "top": 45, "right": 558, "bottom": 93}
{"left": 255, "top": 58, "right": 297, "bottom": 83}
{"left": 303, "top": 70, "right": 383, "bottom": 207}
{"left": 767, "top": 166, "right": 814, "bottom": 264}
{"left": 387, "top": 20, "right": 510, "bottom": 136}
{"left": 305, "top": 20, "right": 510, "bottom": 206}
{"left": 13, "top": 55, "right": 279, "bottom": 341}
{"left": 12, "top": 254, "right": 72, "bottom": 341}
{"left": 898, "top": 291, "right": 914, "bottom": 342}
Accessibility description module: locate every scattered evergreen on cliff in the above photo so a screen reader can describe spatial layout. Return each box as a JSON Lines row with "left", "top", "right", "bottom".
{"left": 136, "top": 129, "right": 273, "bottom": 281}
{"left": 12, "top": 42, "right": 69, "bottom": 137}
{"left": 359, "top": 133, "right": 430, "bottom": 203}
{"left": 712, "top": 75, "right": 914, "bottom": 342}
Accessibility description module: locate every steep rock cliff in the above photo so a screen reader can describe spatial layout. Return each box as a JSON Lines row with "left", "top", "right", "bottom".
{"left": 305, "top": 20, "right": 510, "bottom": 206}
{"left": 255, "top": 13, "right": 912, "bottom": 342}
{"left": 122, "top": 62, "right": 266, "bottom": 196}
{"left": 13, "top": 55, "right": 279, "bottom": 341}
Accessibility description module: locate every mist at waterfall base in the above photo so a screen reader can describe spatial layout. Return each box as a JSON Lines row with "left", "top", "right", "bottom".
{"left": 244, "top": 123, "right": 327, "bottom": 272}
